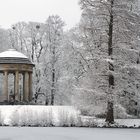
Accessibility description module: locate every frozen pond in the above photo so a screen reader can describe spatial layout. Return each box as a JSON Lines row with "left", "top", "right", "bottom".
{"left": 0, "top": 127, "right": 140, "bottom": 140}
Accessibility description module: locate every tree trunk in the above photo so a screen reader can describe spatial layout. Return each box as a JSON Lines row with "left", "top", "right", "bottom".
{"left": 50, "top": 44, "right": 56, "bottom": 105}
{"left": 105, "top": 0, "right": 114, "bottom": 124}
{"left": 51, "top": 68, "right": 55, "bottom": 105}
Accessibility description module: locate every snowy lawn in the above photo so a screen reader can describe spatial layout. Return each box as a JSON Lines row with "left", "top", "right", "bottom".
{"left": 0, "top": 127, "right": 140, "bottom": 140}
{"left": 81, "top": 116, "right": 140, "bottom": 128}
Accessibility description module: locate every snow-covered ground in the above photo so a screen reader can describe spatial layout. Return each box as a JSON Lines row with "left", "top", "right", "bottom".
{"left": 0, "top": 127, "right": 140, "bottom": 140}
{"left": 81, "top": 117, "right": 140, "bottom": 128}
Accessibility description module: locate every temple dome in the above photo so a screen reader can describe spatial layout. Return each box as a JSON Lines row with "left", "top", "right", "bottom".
{"left": 0, "top": 49, "right": 34, "bottom": 65}
{"left": 0, "top": 49, "right": 28, "bottom": 58}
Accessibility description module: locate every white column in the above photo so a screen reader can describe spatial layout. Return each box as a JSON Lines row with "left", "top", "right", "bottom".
{"left": 23, "top": 72, "right": 29, "bottom": 101}
{"left": 29, "top": 73, "right": 33, "bottom": 101}
{"left": 14, "top": 71, "right": 19, "bottom": 101}
{"left": 3, "top": 71, "right": 8, "bottom": 101}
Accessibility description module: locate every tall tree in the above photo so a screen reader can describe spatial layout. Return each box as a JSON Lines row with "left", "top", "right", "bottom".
{"left": 44, "top": 15, "right": 65, "bottom": 105}
{"left": 10, "top": 22, "right": 46, "bottom": 98}
{"left": 105, "top": 0, "right": 114, "bottom": 123}
{"left": 79, "top": 0, "right": 140, "bottom": 123}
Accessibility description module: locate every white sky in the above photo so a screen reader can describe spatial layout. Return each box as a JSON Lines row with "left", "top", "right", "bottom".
{"left": 0, "top": 0, "right": 81, "bottom": 29}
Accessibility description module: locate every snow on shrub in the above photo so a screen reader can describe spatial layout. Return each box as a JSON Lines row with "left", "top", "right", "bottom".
{"left": 58, "top": 109, "right": 80, "bottom": 126}
{"left": 0, "top": 111, "right": 4, "bottom": 125}
{"left": 0, "top": 105, "right": 80, "bottom": 126}
{"left": 80, "top": 105, "right": 106, "bottom": 118}
{"left": 80, "top": 116, "right": 98, "bottom": 127}
{"left": 114, "top": 104, "right": 132, "bottom": 119}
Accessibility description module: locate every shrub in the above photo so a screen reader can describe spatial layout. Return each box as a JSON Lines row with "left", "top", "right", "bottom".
{"left": 0, "top": 111, "right": 3, "bottom": 126}
{"left": 114, "top": 104, "right": 132, "bottom": 119}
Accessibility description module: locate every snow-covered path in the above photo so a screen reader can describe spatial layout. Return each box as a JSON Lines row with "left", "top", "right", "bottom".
{"left": 0, "top": 127, "right": 140, "bottom": 140}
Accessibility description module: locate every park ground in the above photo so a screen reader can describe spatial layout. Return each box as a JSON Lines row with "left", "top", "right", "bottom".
{"left": 0, "top": 127, "right": 140, "bottom": 140}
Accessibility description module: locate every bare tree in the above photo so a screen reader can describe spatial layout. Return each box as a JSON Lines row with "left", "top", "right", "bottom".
{"left": 79, "top": 0, "right": 140, "bottom": 123}
{"left": 44, "top": 15, "right": 65, "bottom": 105}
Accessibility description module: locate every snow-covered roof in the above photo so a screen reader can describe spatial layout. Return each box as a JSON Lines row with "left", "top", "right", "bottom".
{"left": 0, "top": 49, "right": 28, "bottom": 58}
{"left": 0, "top": 49, "right": 34, "bottom": 65}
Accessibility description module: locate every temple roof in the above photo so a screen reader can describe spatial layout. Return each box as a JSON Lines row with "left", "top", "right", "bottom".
{"left": 0, "top": 49, "right": 34, "bottom": 65}
{"left": 0, "top": 49, "right": 28, "bottom": 58}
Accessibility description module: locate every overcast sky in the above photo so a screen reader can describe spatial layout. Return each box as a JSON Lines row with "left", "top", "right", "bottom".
{"left": 0, "top": 0, "right": 81, "bottom": 29}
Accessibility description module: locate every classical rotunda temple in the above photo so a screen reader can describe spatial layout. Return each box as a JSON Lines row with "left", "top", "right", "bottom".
{"left": 0, "top": 49, "right": 34, "bottom": 103}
